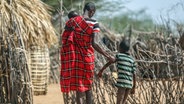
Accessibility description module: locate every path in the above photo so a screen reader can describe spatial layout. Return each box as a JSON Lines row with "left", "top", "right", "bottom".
{"left": 33, "top": 84, "right": 64, "bottom": 104}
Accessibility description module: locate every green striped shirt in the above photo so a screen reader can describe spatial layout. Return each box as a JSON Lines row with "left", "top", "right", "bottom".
{"left": 115, "top": 53, "right": 136, "bottom": 88}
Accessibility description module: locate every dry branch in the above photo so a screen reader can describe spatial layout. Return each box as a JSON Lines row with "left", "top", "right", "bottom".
{"left": 61, "top": 24, "right": 184, "bottom": 104}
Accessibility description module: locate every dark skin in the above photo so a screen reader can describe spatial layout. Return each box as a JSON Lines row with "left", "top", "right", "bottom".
{"left": 84, "top": 9, "right": 115, "bottom": 61}
{"left": 131, "top": 72, "right": 136, "bottom": 94}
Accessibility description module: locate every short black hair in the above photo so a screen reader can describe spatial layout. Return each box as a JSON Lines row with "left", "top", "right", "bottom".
{"left": 83, "top": 2, "right": 96, "bottom": 12}
{"left": 119, "top": 37, "right": 130, "bottom": 52}
{"left": 68, "top": 11, "right": 78, "bottom": 19}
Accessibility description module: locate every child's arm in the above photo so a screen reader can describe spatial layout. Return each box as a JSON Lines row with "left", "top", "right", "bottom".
{"left": 131, "top": 72, "right": 136, "bottom": 94}
{"left": 98, "top": 60, "right": 115, "bottom": 78}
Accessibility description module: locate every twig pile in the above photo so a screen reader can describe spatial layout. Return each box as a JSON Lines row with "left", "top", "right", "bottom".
{"left": 127, "top": 28, "right": 184, "bottom": 103}
{"left": 0, "top": 0, "right": 58, "bottom": 48}
{"left": 62, "top": 24, "right": 184, "bottom": 104}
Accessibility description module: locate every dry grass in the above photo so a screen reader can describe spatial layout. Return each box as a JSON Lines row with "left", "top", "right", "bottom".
{"left": 0, "top": 0, "right": 57, "bottom": 103}
{"left": 0, "top": 0, "right": 58, "bottom": 48}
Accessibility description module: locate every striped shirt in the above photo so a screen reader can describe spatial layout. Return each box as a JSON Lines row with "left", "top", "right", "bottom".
{"left": 115, "top": 53, "right": 136, "bottom": 89}
{"left": 85, "top": 18, "right": 100, "bottom": 33}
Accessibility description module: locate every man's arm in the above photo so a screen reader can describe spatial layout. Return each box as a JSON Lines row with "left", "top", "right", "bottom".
{"left": 92, "top": 33, "right": 115, "bottom": 62}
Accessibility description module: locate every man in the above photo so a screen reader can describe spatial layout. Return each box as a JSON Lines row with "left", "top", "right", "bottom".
{"left": 60, "top": 2, "right": 114, "bottom": 104}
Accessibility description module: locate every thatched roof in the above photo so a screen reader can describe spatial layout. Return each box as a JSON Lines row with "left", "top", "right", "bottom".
{"left": 0, "top": 0, "right": 58, "bottom": 48}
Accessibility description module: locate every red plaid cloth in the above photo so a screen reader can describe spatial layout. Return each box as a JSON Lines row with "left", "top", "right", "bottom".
{"left": 60, "top": 16, "right": 98, "bottom": 93}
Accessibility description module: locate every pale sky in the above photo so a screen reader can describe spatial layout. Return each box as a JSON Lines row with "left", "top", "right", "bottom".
{"left": 125, "top": 0, "right": 184, "bottom": 23}
{"left": 97, "top": 0, "right": 184, "bottom": 23}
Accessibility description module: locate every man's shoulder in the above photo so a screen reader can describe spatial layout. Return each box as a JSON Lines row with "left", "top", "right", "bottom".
{"left": 74, "top": 16, "right": 98, "bottom": 24}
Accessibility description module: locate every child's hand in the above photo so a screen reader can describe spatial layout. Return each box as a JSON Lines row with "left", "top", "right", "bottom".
{"left": 98, "top": 71, "right": 103, "bottom": 78}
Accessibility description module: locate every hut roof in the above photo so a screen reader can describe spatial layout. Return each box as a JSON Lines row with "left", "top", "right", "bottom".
{"left": 0, "top": 0, "right": 58, "bottom": 48}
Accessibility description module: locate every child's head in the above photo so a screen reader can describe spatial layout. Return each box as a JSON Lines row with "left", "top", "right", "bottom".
{"left": 68, "top": 11, "right": 78, "bottom": 19}
{"left": 119, "top": 37, "right": 130, "bottom": 53}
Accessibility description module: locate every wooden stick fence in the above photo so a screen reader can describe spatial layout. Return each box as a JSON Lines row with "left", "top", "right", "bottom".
{"left": 0, "top": 8, "right": 33, "bottom": 104}
{"left": 60, "top": 25, "right": 184, "bottom": 104}
{"left": 0, "top": 0, "right": 57, "bottom": 103}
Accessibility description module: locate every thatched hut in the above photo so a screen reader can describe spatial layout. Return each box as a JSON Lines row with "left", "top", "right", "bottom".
{"left": 0, "top": 0, "right": 57, "bottom": 103}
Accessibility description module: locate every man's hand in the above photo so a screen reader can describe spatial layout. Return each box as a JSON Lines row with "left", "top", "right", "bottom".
{"left": 107, "top": 55, "right": 115, "bottom": 63}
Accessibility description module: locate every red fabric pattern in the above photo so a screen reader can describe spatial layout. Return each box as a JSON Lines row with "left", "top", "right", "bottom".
{"left": 60, "top": 16, "right": 96, "bottom": 93}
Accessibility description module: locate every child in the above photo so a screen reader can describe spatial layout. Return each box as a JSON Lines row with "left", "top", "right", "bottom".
{"left": 61, "top": 11, "right": 79, "bottom": 45}
{"left": 98, "top": 37, "right": 136, "bottom": 104}
{"left": 67, "top": 10, "right": 78, "bottom": 19}
{"left": 65, "top": 10, "right": 79, "bottom": 30}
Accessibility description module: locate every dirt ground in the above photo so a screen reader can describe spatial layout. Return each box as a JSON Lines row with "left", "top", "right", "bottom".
{"left": 33, "top": 84, "right": 64, "bottom": 104}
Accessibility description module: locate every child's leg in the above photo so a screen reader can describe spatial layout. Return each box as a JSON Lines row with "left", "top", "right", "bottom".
{"left": 76, "top": 91, "right": 85, "bottom": 104}
{"left": 122, "top": 88, "right": 131, "bottom": 104}
{"left": 117, "top": 87, "right": 126, "bottom": 104}
{"left": 85, "top": 89, "right": 92, "bottom": 104}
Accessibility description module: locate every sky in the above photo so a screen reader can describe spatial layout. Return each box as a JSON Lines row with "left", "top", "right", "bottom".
{"left": 98, "top": 0, "right": 184, "bottom": 23}
{"left": 125, "top": 0, "right": 184, "bottom": 23}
